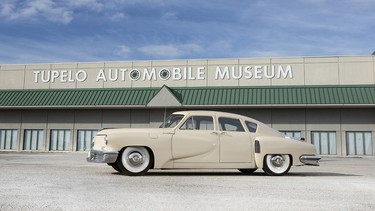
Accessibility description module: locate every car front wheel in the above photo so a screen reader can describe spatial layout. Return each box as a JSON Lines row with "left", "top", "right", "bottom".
{"left": 263, "top": 154, "right": 291, "bottom": 176}
{"left": 117, "top": 146, "right": 152, "bottom": 176}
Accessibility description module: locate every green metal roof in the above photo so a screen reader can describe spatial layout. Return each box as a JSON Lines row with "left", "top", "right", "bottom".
{"left": 0, "top": 85, "right": 374, "bottom": 108}
{"left": 0, "top": 88, "right": 159, "bottom": 107}
{"left": 171, "top": 85, "right": 375, "bottom": 106}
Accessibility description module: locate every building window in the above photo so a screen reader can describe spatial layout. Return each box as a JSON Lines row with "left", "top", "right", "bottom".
{"left": 311, "top": 131, "right": 337, "bottom": 155}
{"left": 346, "top": 132, "right": 372, "bottom": 156}
{"left": 50, "top": 130, "right": 71, "bottom": 151}
{"left": 0, "top": 129, "right": 18, "bottom": 150}
{"left": 23, "top": 129, "right": 44, "bottom": 150}
{"left": 77, "top": 130, "right": 98, "bottom": 151}
{"left": 280, "top": 131, "right": 301, "bottom": 140}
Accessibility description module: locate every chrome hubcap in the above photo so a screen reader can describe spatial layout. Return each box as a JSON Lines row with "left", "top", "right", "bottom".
{"left": 270, "top": 155, "right": 284, "bottom": 167}
{"left": 128, "top": 152, "right": 144, "bottom": 166}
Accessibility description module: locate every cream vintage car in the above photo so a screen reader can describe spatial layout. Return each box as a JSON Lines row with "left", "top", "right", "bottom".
{"left": 87, "top": 110, "right": 320, "bottom": 176}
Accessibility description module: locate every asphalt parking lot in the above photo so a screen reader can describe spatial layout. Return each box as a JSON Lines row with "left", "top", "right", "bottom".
{"left": 1, "top": 152, "right": 375, "bottom": 211}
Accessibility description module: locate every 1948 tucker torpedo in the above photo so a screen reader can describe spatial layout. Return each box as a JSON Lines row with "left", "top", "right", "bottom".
{"left": 87, "top": 111, "right": 321, "bottom": 176}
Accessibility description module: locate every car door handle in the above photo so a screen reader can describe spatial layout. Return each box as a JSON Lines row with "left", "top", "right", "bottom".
{"left": 211, "top": 132, "right": 227, "bottom": 136}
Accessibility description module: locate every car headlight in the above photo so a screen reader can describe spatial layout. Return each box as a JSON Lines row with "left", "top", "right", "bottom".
{"left": 91, "top": 134, "right": 108, "bottom": 148}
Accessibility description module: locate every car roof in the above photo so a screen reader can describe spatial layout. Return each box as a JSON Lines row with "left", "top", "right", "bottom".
{"left": 171, "top": 110, "right": 284, "bottom": 137}
{"left": 172, "top": 110, "right": 257, "bottom": 122}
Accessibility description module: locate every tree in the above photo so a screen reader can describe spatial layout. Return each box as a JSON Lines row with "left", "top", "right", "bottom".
{"left": 372, "top": 51, "right": 375, "bottom": 55}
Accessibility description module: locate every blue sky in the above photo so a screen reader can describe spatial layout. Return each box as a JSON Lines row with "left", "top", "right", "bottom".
{"left": 0, "top": 0, "right": 374, "bottom": 64}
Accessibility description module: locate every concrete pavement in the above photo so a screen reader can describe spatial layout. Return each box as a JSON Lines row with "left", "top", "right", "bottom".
{"left": 1, "top": 152, "right": 375, "bottom": 211}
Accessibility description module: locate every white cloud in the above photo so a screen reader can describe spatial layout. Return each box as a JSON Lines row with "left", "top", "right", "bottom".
{"left": 0, "top": 35, "right": 103, "bottom": 64}
{"left": 67, "top": 0, "right": 105, "bottom": 11}
{"left": 139, "top": 45, "right": 179, "bottom": 57}
{"left": 0, "top": 1, "right": 15, "bottom": 17}
{"left": 0, "top": 0, "right": 73, "bottom": 24}
{"left": 1, "top": 0, "right": 374, "bottom": 64}
{"left": 139, "top": 44, "right": 203, "bottom": 58}
{"left": 109, "top": 12, "right": 126, "bottom": 21}
{"left": 115, "top": 45, "right": 132, "bottom": 57}
{"left": 161, "top": 12, "right": 177, "bottom": 20}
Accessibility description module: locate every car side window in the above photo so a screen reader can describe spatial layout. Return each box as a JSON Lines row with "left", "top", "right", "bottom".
{"left": 218, "top": 117, "right": 245, "bottom": 132}
{"left": 180, "top": 116, "right": 214, "bottom": 130}
{"left": 245, "top": 121, "right": 258, "bottom": 133}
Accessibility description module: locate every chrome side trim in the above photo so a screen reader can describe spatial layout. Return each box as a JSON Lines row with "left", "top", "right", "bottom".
{"left": 300, "top": 155, "right": 321, "bottom": 166}
{"left": 87, "top": 150, "right": 119, "bottom": 163}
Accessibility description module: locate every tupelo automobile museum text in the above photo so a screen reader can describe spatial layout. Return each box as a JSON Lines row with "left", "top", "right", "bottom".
{"left": 0, "top": 55, "right": 374, "bottom": 157}
{"left": 32, "top": 64, "right": 293, "bottom": 83}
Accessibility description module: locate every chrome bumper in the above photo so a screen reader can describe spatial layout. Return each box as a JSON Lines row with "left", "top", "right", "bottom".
{"left": 87, "top": 150, "right": 119, "bottom": 163}
{"left": 300, "top": 155, "right": 321, "bottom": 166}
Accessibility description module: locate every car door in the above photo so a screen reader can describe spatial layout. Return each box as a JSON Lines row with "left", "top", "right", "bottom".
{"left": 172, "top": 115, "right": 220, "bottom": 164}
{"left": 218, "top": 117, "right": 253, "bottom": 163}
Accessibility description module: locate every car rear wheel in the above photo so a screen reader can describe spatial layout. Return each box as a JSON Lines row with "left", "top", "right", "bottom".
{"left": 117, "top": 146, "right": 152, "bottom": 176}
{"left": 238, "top": 169, "right": 257, "bottom": 174}
{"left": 263, "top": 154, "right": 291, "bottom": 176}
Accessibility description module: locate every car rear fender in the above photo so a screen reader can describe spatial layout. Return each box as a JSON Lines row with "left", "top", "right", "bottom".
{"left": 253, "top": 136, "right": 316, "bottom": 168}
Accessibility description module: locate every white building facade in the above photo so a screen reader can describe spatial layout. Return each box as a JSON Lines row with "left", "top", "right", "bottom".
{"left": 0, "top": 56, "right": 374, "bottom": 156}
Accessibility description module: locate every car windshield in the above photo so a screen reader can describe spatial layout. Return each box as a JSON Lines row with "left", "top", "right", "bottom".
{"left": 159, "top": 114, "right": 184, "bottom": 128}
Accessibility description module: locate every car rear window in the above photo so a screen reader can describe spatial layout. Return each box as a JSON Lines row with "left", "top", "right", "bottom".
{"left": 218, "top": 117, "right": 245, "bottom": 132}
{"left": 245, "top": 121, "right": 258, "bottom": 133}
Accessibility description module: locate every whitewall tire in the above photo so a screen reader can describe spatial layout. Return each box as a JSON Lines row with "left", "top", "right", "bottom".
{"left": 263, "top": 154, "right": 291, "bottom": 176}
{"left": 117, "top": 146, "right": 152, "bottom": 176}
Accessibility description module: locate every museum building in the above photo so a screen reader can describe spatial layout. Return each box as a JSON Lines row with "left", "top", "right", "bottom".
{"left": 0, "top": 56, "right": 374, "bottom": 157}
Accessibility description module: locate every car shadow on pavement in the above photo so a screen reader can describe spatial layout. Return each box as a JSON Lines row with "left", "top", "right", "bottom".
{"left": 113, "top": 172, "right": 245, "bottom": 177}
{"left": 286, "top": 172, "right": 360, "bottom": 177}
{"left": 113, "top": 171, "right": 360, "bottom": 177}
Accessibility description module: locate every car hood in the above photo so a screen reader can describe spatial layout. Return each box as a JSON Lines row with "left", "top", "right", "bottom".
{"left": 98, "top": 128, "right": 171, "bottom": 135}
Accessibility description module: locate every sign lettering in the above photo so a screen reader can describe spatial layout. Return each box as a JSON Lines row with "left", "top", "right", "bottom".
{"left": 33, "top": 65, "right": 293, "bottom": 83}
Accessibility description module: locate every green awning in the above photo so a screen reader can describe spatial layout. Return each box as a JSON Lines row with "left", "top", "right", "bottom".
{"left": 0, "top": 88, "right": 159, "bottom": 107}
{"left": 172, "top": 85, "right": 375, "bottom": 106}
{"left": 0, "top": 85, "right": 374, "bottom": 108}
